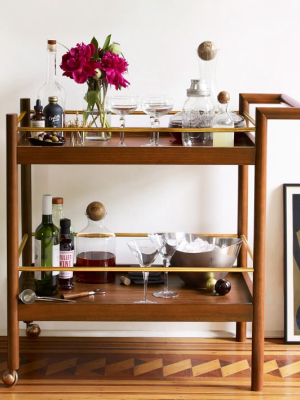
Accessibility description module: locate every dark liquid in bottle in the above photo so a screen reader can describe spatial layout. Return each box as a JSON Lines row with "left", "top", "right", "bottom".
{"left": 76, "top": 251, "right": 116, "bottom": 284}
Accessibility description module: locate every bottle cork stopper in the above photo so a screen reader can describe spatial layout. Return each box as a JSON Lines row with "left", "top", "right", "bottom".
{"left": 197, "top": 41, "right": 218, "bottom": 61}
{"left": 218, "top": 91, "right": 230, "bottom": 104}
{"left": 86, "top": 201, "right": 106, "bottom": 221}
{"left": 120, "top": 276, "right": 131, "bottom": 286}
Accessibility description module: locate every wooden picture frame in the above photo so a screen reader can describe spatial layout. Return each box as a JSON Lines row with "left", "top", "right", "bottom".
{"left": 284, "top": 184, "right": 300, "bottom": 343}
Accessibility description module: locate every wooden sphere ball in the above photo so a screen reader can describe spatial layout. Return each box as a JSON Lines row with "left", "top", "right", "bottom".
{"left": 218, "top": 91, "right": 230, "bottom": 104}
{"left": 86, "top": 201, "right": 106, "bottom": 221}
{"left": 206, "top": 278, "right": 217, "bottom": 292}
{"left": 197, "top": 41, "right": 218, "bottom": 61}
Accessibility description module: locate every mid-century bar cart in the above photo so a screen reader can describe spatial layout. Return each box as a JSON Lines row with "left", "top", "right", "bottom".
{"left": 3, "top": 93, "right": 300, "bottom": 391}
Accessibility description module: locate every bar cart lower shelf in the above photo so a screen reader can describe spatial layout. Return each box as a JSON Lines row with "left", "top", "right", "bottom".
{"left": 19, "top": 272, "right": 253, "bottom": 323}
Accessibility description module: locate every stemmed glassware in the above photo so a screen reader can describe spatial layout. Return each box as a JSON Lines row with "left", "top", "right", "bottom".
{"left": 106, "top": 96, "right": 139, "bottom": 146}
{"left": 127, "top": 239, "right": 159, "bottom": 304}
{"left": 140, "top": 95, "right": 174, "bottom": 146}
{"left": 148, "top": 232, "right": 184, "bottom": 298}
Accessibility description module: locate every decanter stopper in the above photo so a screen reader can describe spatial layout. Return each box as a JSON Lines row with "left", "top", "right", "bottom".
{"left": 197, "top": 41, "right": 218, "bottom": 61}
{"left": 217, "top": 91, "right": 230, "bottom": 104}
{"left": 86, "top": 201, "right": 106, "bottom": 221}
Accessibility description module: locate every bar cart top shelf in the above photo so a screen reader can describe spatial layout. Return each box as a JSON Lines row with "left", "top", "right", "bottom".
{"left": 17, "top": 130, "right": 256, "bottom": 165}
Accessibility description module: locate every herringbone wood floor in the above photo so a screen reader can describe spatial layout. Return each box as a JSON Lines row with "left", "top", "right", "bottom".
{"left": 1, "top": 337, "right": 300, "bottom": 399}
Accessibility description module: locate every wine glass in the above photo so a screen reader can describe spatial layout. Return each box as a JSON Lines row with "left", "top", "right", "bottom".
{"left": 140, "top": 95, "right": 174, "bottom": 146}
{"left": 127, "top": 239, "right": 159, "bottom": 304}
{"left": 106, "top": 96, "right": 139, "bottom": 146}
{"left": 148, "top": 232, "right": 184, "bottom": 298}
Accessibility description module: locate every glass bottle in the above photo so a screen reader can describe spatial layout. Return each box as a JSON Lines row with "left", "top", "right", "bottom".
{"left": 59, "top": 218, "right": 74, "bottom": 290}
{"left": 213, "top": 91, "right": 234, "bottom": 147}
{"left": 44, "top": 96, "right": 64, "bottom": 133}
{"left": 34, "top": 194, "right": 59, "bottom": 296}
{"left": 182, "top": 79, "right": 214, "bottom": 146}
{"left": 76, "top": 201, "right": 116, "bottom": 284}
{"left": 38, "top": 40, "right": 66, "bottom": 117}
{"left": 52, "top": 197, "right": 75, "bottom": 242}
{"left": 30, "top": 99, "right": 45, "bottom": 138}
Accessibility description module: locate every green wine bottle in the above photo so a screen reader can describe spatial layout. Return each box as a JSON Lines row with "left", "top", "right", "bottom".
{"left": 34, "top": 194, "right": 59, "bottom": 296}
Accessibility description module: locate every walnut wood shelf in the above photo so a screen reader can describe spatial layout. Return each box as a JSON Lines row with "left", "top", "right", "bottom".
{"left": 17, "top": 132, "right": 255, "bottom": 165}
{"left": 5, "top": 93, "right": 300, "bottom": 391}
{"left": 19, "top": 273, "right": 253, "bottom": 323}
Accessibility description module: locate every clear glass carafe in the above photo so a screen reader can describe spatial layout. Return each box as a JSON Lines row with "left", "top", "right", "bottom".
{"left": 76, "top": 202, "right": 116, "bottom": 284}
{"left": 182, "top": 79, "right": 214, "bottom": 146}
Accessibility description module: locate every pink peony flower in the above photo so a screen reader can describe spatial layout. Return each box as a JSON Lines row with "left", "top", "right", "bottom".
{"left": 60, "top": 43, "right": 101, "bottom": 84}
{"left": 99, "top": 51, "right": 130, "bottom": 90}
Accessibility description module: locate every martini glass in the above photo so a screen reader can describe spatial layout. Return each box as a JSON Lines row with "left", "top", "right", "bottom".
{"left": 140, "top": 95, "right": 173, "bottom": 146}
{"left": 148, "top": 232, "right": 184, "bottom": 298}
{"left": 106, "top": 96, "right": 139, "bottom": 146}
{"left": 127, "top": 239, "right": 159, "bottom": 304}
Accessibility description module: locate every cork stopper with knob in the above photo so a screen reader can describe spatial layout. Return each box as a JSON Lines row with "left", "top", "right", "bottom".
{"left": 86, "top": 201, "right": 106, "bottom": 221}
{"left": 218, "top": 91, "right": 230, "bottom": 104}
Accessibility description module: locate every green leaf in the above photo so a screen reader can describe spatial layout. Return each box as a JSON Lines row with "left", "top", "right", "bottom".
{"left": 84, "top": 90, "right": 99, "bottom": 111}
{"left": 91, "top": 37, "right": 99, "bottom": 61}
{"left": 100, "top": 34, "right": 111, "bottom": 57}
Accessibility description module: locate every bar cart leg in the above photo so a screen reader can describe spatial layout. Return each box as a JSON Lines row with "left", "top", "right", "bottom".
{"left": 251, "top": 110, "right": 267, "bottom": 391}
{"left": 236, "top": 164, "right": 249, "bottom": 342}
{"left": 3, "top": 114, "right": 20, "bottom": 386}
{"left": 20, "top": 99, "right": 32, "bottom": 268}
{"left": 25, "top": 321, "right": 41, "bottom": 338}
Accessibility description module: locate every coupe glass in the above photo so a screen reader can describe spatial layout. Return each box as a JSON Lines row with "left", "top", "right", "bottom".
{"left": 106, "top": 96, "right": 139, "bottom": 146}
{"left": 127, "top": 239, "right": 159, "bottom": 304}
{"left": 148, "top": 232, "right": 184, "bottom": 298}
{"left": 140, "top": 95, "right": 174, "bottom": 146}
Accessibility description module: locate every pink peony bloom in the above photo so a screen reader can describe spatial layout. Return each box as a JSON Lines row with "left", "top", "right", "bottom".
{"left": 60, "top": 43, "right": 101, "bottom": 84}
{"left": 100, "top": 51, "right": 130, "bottom": 90}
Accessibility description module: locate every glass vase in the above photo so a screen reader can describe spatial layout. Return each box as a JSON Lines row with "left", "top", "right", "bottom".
{"left": 71, "top": 131, "right": 85, "bottom": 146}
{"left": 83, "top": 80, "right": 111, "bottom": 141}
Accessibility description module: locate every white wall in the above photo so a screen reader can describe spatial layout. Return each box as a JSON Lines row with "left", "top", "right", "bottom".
{"left": 1, "top": 0, "right": 300, "bottom": 337}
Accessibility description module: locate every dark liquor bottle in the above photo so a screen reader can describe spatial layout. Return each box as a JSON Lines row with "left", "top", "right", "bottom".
{"left": 59, "top": 218, "right": 74, "bottom": 290}
{"left": 30, "top": 99, "right": 45, "bottom": 138}
{"left": 44, "top": 96, "right": 63, "bottom": 131}
{"left": 34, "top": 195, "right": 59, "bottom": 296}
{"left": 52, "top": 197, "right": 75, "bottom": 243}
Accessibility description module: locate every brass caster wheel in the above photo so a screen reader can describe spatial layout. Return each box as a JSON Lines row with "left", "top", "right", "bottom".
{"left": 26, "top": 322, "right": 41, "bottom": 338}
{"left": 2, "top": 370, "right": 18, "bottom": 386}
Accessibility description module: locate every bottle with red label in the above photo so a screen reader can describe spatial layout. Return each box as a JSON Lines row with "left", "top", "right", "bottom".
{"left": 59, "top": 218, "right": 74, "bottom": 290}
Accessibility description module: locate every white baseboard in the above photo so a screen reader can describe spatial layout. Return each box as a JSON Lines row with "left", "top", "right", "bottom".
{"left": 0, "top": 329, "right": 284, "bottom": 338}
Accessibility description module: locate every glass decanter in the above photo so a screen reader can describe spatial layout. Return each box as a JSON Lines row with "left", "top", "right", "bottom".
{"left": 76, "top": 201, "right": 116, "bottom": 284}
{"left": 213, "top": 91, "right": 234, "bottom": 147}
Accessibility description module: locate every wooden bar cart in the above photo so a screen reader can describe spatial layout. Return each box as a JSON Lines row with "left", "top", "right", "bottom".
{"left": 3, "top": 93, "right": 300, "bottom": 391}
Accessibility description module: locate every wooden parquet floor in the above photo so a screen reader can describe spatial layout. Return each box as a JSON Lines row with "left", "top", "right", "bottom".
{"left": 1, "top": 337, "right": 300, "bottom": 399}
